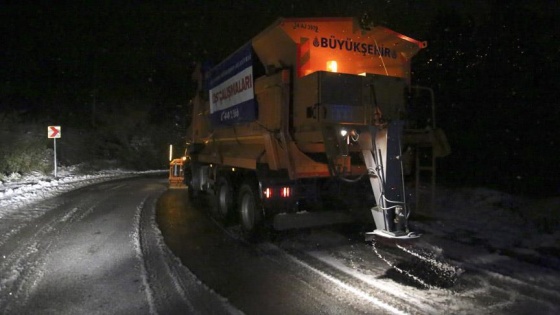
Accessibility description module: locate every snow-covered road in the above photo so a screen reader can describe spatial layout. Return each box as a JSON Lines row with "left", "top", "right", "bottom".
{"left": 0, "top": 176, "right": 238, "bottom": 314}
{"left": 1, "top": 170, "right": 559, "bottom": 314}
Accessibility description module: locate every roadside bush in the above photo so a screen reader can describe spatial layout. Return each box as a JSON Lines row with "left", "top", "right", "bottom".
{"left": 0, "top": 103, "right": 171, "bottom": 178}
{"left": 0, "top": 126, "right": 52, "bottom": 176}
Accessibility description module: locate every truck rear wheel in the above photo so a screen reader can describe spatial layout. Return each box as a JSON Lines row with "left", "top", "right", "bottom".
{"left": 184, "top": 166, "right": 197, "bottom": 200}
{"left": 213, "top": 177, "right": 233, "bottom": 221}
{"left": 186, "top": 180, "right": 201, "bottom": 201}
{"left": 238, "top": 183, "right": 263, "bottom": 235}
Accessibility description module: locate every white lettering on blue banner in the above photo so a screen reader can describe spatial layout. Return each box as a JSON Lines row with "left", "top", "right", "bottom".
{"left": 206, "top": 43, "right": 256, "bottom": 125}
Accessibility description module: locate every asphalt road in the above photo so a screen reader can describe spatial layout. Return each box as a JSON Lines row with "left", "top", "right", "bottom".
{"left": 156, "top": 188, "right": 389, "bottom": 315}
{"left": 2, "top": 176, "right": 559, "bottom": 314}
{"left": 0, "top": 176, "right": 235, "bottom": 314}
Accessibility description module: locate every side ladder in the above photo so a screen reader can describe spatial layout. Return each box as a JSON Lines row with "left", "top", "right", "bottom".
{"left": 415, "top": 144, "right": 436, "bottom": 214}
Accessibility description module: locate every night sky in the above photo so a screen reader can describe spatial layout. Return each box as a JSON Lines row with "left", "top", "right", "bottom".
{"left": 1, "top": 1, "right": 559, "bottom": 196}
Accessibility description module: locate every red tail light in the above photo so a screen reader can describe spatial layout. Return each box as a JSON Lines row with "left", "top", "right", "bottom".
{"left": 280, "top": 187, "right": 291, "bottom": 198}
{"left": 264, "top": 187, "right": 292, "bottom": 199}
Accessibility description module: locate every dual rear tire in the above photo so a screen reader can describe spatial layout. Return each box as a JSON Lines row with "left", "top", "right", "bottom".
{"left": 238, "top": 183, "right": 263, "bottom": 235}
{"left": 212, "top": 178, "right": 263, "bottom": 237}
{"left": 213, "top": 177, "right": 233, "bottom": 221}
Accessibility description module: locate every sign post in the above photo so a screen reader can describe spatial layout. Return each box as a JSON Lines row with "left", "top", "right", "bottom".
{"left": 48, "top": 126, "right": 61, "bottom": 177}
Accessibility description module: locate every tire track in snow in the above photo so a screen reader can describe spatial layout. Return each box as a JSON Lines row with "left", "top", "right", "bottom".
{"left": 456, "top": 258, "right": 560, "bottom": 312}
{"left": 132, "top": 197, "right": 158, "bottom": 315}
{"left": 427, "top": 236, "right": 560, "bottom": 312}
{"left": 133, "top": 188, "right": 240, "bottom": 315}
{"left": 253, "top": 242, "right": 416, "bottom": 315}
{"left": 0, "top": 193, "right": 108, "bottom": 313}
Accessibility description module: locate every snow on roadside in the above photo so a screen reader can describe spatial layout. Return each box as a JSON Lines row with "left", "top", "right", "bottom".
{"left": 416, "top": 186, "right": 560, "bottom": 268}
{"left": 2, "top": 165, "right": 558, "bottom": 272}
{"left": 0, "top": 166, "right": 242, "bottom": 314}
{"left": 0, "top": 166, "right": 166, "bottom": 219}
{"left": 3, "top": 166, "right": 559, "bottom": 256}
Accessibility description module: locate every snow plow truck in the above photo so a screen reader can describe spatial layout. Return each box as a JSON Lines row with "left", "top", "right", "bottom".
{"left": 184, "top": 17, "right": 449, "bottom": 240}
